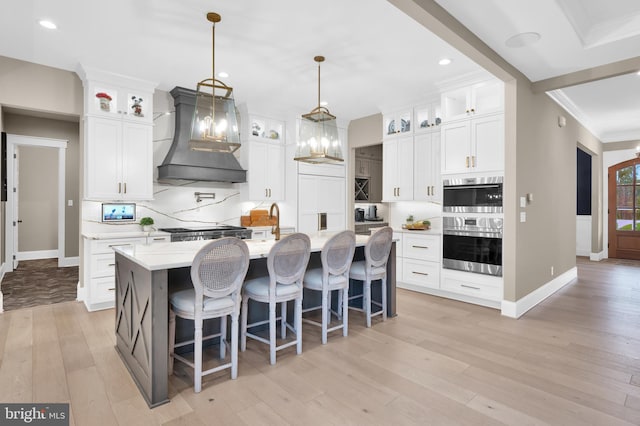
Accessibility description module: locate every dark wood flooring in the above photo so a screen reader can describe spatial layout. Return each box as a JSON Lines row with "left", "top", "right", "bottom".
{"left": 1, "top": 258, "right": 78, "bottom": 311}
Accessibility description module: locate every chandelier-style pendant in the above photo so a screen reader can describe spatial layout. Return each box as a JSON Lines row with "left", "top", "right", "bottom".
{"left": 189, "top": 12, "right": 241, "bottom": 153}
{"left": 294, "top": 56, "right": 344, "bottom": 164}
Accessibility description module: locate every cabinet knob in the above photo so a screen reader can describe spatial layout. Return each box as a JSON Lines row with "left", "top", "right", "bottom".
{"left": 470, "top": 108, "right": 475, "bottom": 113}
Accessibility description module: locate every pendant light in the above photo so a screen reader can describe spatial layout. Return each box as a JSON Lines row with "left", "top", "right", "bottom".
{"left": 189, "top": 12, "right": 241, "bottom": 153}
{"left": 294, "top": 56, "right": 344, "bottom": 164}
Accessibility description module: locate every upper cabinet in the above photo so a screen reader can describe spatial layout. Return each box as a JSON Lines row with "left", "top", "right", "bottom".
{"left": 441, "top": 113, "right": 504, "bottom": 175}
{"left": 413, "top": 131, "right": 441, "bottom": 202}
{"left": 441, "top": 79, "right": 503, "bottom": 122}
{"left": 383, "top": 109, "right": 413, "bottom": 140}
{"left": 246, "top": 114, "right": 285, "bottom": 201}
{"left": 382, "top": 135, "right": 414, "bottom": 201}
{"left": 414, "top": 100, "right": 442, "bottom": 132}
{"left": 77, "top": 66, "right": 157, "bottom": 201}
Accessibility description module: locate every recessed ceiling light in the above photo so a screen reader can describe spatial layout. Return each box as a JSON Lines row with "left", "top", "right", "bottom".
{"left": 505, "top": 32, "right": 541, "bottom": 48}
{"left": 217, "top": 71, "right": 229, "bottom": 78}
{"left": 38, "top": 20, "right": 57, "bottom": 30}
{"left": 438, "top": 58, "right": 452, "bottom": 66}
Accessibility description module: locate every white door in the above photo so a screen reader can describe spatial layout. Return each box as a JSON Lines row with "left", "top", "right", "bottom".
{"left": 266, "top": 144, "right": 284, "bottom": 201}
{"left": 86, "top": 118, "right": 121, "bottom": 199}
{"left": 382, "top": 140, "right": 398, "bottom": 201}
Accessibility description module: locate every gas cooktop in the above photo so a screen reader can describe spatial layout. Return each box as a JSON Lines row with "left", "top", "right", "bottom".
{"left": 158, "top": 226, "right": 252, "bottom": 242}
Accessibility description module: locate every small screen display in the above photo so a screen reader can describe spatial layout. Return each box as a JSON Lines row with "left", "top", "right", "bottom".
{"left": 102, "top": 203, "right": 136, "bottom": 222}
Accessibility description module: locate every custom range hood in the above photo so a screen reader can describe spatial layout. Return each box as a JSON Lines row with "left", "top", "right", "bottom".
{"left": 157, "top": 86, "right": 247, "bottom": 183}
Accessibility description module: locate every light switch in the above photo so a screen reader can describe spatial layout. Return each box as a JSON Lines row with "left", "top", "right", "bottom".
{"left": 520, "top": 212, "right": 526, "bottom": 222}
{"left": 520, "top": 197, "right": 526, "bottom": 208}
{"left": 67, "top": 199, "right": 73, "bottom": 207}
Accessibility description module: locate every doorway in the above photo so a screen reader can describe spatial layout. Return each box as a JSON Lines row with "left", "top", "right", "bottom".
{"left": 608, "top": 157, "right": 640, "bottom": 260}
{"left": 4, "top": 134, "right": 67, "bottom": 270}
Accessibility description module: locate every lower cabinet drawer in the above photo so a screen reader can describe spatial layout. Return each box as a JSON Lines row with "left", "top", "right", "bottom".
{"left": 441, "top": 277, "right": 501, "bottom": 300}
{"left": 90, "top": 253, "right": 116, "bottom": 278}
{"left": 402, "top": 259, "right": 440, "bottom": 289}
{"left": 91, "top": 237, "right": 145, "bottom": 254}
{"left": 90, "top": 276, "right": 117, "bottom": 303}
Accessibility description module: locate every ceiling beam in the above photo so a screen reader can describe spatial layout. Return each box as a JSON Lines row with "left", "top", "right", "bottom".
{"left": 532, "top": 56, "right": 640, "bottom": 93}
{"left": 387, "top": 0, "right": 523, "bottom": 84}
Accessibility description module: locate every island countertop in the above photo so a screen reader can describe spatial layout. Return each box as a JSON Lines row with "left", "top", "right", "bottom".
{"left": 113, "top": 231, "right": 371, "bottom": 271}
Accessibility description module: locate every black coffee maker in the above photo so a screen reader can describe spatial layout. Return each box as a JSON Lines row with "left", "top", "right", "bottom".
{"left": 354, "top": 208, "right": 365, "bottom": 222}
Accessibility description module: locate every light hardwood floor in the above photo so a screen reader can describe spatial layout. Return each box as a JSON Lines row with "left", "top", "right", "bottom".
{"left": 1, "top": 257, "right": 639, "bottom": 425}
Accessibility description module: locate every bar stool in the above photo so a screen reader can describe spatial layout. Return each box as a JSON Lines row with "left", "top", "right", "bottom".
{"left": 302, "top": 230, "right": 356, "bottom": 344}
{"left": 348, "top": 226, "right": 393, "bottom": 328}
{"left": 241, "top": 233, "right": 311, "bottom": 365}
{"left": 168, "top": 237, "right": 250, "bottom": 393}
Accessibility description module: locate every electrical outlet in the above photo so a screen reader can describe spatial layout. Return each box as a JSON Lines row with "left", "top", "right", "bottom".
{"left": 520, "top": 197, "right": 526, "bottom": 208}
{"left": 551, "top": 266, "right": 554, "bottom": 276}
{"left": 520, "top": 212, "right": 526, "bottom": 222}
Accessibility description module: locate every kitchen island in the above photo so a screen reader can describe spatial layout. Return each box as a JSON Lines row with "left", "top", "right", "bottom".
{"left": 113, "top": 232, "right": 397, "bottom": 407}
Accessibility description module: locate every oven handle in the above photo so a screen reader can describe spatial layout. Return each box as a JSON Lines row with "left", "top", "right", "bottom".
{"left": 443, "top": 184, "right": 502, "bottom": 190}
{"left": 443, "top": 229, "right": 503, "bottom": 238}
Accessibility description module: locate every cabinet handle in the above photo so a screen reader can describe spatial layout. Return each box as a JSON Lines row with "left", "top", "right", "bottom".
{"left": 465, "top": 156, "right": 469, "bottom": 168}
{"left": 471, "top": 156, "right": 476, "bottom": 168}
{"left": 269, "top": 188, "right": 272, "bottom": 197}
{"left": 427, "top": 186, "right": 430, "bottom": 196}
{"left": 108, "top": 263, "right": 115, "bottom": 266}
{"left": 108, "top": 243, "right": 132, "bottom": 247}
{"left": 431, "top": 186, "right": 435, "bottom": 196}
{"left": 108, "top": 288, "right": 116, "bottom": 292}
{"left": 412, "top": 271, "right": 429, "bottom": 276}
{"left": 265, "top": 188, "right": 268, "bottom": 197}
{"left": 466, "top": 109, "right": 470, "bottom": 114}
{"left": 152, "top": 238, "right": 165, "bottom": 241}
{"left": 124, "top": 182, "right": 127, "bottom": 194}
{"left": 461, "top": 284, "right": 481, "bottom": 290}
{"left": 470, "top": 108, "right": 475, "bottom": 113}
{"left": 412, "top": 245, "right": 429, "bottom": 249}
{"left": 118, "top": 182, "right": 122, "bottom": 193}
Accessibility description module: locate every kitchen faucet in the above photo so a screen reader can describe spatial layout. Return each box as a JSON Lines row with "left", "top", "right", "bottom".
{"left": 269, "top": 202, "right": 280, "bottom": 240}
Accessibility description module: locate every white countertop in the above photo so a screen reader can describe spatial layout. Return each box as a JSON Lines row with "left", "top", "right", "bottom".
{"left": 113, "top": 232, "right": 371, "bottom": 271}
{"left": 82, "top": 230, "right": 171, "bottom": 240}
{"left": 390, "top": 227, "right": 442, "bottom": 235}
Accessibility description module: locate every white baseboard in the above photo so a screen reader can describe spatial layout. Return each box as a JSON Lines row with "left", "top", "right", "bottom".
{"left": 397, "top": 281, "right": 501, "bottom": 310}
{"left": 576, "top": 249, "right": 590, "bottom": 257}
{"left": 16, "top": 250, "right": 58, "bottom": 261}
{"left": 590, "top": 251, "right": 605, "bottom": 261}
{"left": 501, "top": 267, "right": 577, "bottom": 318}
{"left": 59, "top": 256, "right": 80, "bottom": 267}
{"left": 76, "top": 281, "right": 85, "bottom": 302}
{"left": 0, "top": 291, "right": 3, "bottom": 313}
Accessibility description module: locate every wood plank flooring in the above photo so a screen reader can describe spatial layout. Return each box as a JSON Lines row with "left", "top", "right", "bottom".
{"left": 1, "top": 257, "right": 639, "bottom": 425}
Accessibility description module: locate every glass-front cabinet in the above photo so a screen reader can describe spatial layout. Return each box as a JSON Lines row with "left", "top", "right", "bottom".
{"left": 414, "top": 100, "right": 442, "bottom": 132}
{"left": 383, "top": 109, "right": 412, "bottom": 139}
{"left": 85, "top": 81, "right": 153, "bottom": 124}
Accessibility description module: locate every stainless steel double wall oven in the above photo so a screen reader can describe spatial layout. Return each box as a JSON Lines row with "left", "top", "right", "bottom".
{"left": 442, "top": 176, "right": 503, "bottom": 276}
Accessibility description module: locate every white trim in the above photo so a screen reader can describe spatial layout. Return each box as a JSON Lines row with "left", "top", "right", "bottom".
{"left": 0, "top": 262, "right": 4, "bottom": 313}
{"left": 590, "top": 251, "right": 605, "bottom": 261}
{"left": 16, "top": 250, "right": 58, "bottom": 261}
{"left": 547, "top": 90, "right": 602, "bottom": 141}
{"left": 76, "top": 281, "right": 85, "bottom": 302}
{"left": 59, "top": 256, "right": 80, "bottom": 267}
{"left": 501, "top": 267, "right": 577, "bottom": 318}
{"left": 5, "top": 134, "right": 68, "bottom": 274}
{"left": 576, "top": 215, "right": 592, "bottom": 257}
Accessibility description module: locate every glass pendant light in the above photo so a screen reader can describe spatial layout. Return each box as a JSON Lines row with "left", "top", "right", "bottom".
{"left": 189, "top": 12, "right": 241, "bottom": 153}
{"left": 294, "top": 56, "right": 344, "bottom": 164}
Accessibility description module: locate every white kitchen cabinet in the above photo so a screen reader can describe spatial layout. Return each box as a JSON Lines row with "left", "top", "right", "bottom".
{"left": 441, "top": 113, "right": 504, "bottom": 175}
{"left": 383, "top": 135, "right": 414, "bottom": 201}
{"left": 383, "top": 109, "right": 413, "bottom": 140}
{"left": 414, "top": 100, "right": 442, "bottom": 132}
{"left": 298, "top": 174, "right": 345, "bottom": 233}
{"left": 248, "top": 141, "right": 284, "bottom": 201}
{"left": 85, "top": 117, "right": 153, "bottom": 200}
{"left": 413, "top": 131, "right": 441, "bottom": 202}
{"left": 83, "top": 235, "right": 170, "bottom": 311}
{"left": 395, "top": 232, "right": 441, "bottom": 292}
{"left": 441, "top": 269, "right": 503, "bottom": 304}
{"left": 249, "top": 115, "right": 284, "bottom": 143}
{"left": 441, "top": 79, "right": 503, "bottom": 122}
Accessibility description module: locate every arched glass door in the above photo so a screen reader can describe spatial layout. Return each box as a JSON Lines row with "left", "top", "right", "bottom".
{"left": 608, "top": 158, "right": 640, "bottom": 259}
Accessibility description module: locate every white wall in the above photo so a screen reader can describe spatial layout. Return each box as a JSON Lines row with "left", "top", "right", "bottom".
{"left": 576, "top": 215, "right": 591, "bottom": 257}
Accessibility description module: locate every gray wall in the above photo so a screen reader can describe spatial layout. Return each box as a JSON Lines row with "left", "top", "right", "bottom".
{"left": 0, "top": 56, "right": 83, "bottom": 262}
{"left": 3, "top": 114, "right": 80, "bottom": 257}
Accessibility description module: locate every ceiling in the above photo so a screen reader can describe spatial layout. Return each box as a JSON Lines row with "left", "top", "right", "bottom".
{"left": 0, "top": 0, "right": 638, "bottom": 142}
{"left": 435, "top": 0, "right": 640, "bottom": 143}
